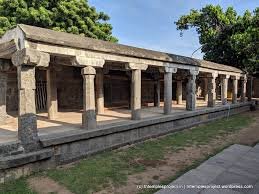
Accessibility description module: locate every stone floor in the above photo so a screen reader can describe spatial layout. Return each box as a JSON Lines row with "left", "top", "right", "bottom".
{"left": 0, "top": 99, "right": 226, "bottom": 144}
{"left": 156, "top": 144, "right": 259, "bottom": 194}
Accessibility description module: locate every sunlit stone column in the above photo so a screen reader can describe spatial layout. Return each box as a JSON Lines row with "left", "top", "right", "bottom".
{"left": 240, "top": 77, "right": 247, "bottom": 102}
{"left": 176, "top": 80, "right": 183, "bottom": 105}
{"left": 12, "top": 48, "right": 50, "bottom": 151}
{"left": 47, "top": 67, "right": 58, "bottom": 119}
{"left": 82, "top": 66, "right": 97, "bottom": 130}
{"left": 127, "top": 63, "right": 148, "bottom": 120}
{"left": 231, "top": 76, "right": 239, "bottom": 104}
{"left": 163, "top": 66, "right": 177, "bottom": 114}
{"left": 96, "top": 68, "right": 104, "bottom": 114}
{"left": 186, "top": 70, "right": 198, "bottom": 111}
{"left": 221, "top": 75, "right": 230, "bottom": 105}
{"left": 207, "top": 73, "right": 218, "bottom": 107}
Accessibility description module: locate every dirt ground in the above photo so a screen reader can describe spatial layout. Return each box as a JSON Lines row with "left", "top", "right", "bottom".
{"left": 28, "top": 110, "right": 259, "bottom": 194}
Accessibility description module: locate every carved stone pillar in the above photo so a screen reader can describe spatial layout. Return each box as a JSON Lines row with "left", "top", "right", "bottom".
{"left": 47, "top": 68, "right": 58, "bottom": 119}
{"left": 231, "top": 76, "right": 239, "bottom": 104}
{"left": 0, "top": 72, "right": 7, "bottom": 125}
{"left": 207, "top": 73, "right": 217, "bottom": 107}
{"left": 12, "top": 48, "right": 50, "bottom": 151}
{"left": 127, "top": 63, "right": 148, "bottom": 120}
{"left": 176, "top": 80, "right": 183, "bottom": 105}
{"left": 82, "top": 66, "right": 97, "bottom": 129}
{"left": 186, "top": 70, "right": 198, "bottom": 111}
{"left": 96, "top": 68, "right": 104, "bottom": 114}
{"left": 240, "top": 77, "right": 247, "bottom": 102}
{"left": 163, "top": 66, "right": 177, "bottom": 114}
{"left": 220, "top": 75, "right": 230, "bottom": 105}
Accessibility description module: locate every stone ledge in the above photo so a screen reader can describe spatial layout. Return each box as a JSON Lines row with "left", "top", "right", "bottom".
{"left": 40, "top": 102, "right": 252, "bottom": 147}
{"left": 0, "top": 149, "right": 53, "bottom": 170}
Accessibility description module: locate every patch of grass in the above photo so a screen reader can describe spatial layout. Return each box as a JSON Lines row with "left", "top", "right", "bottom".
{"left": 0, "top": 178, "right": 36, "bottom": 194}
{"left": 46, "top": 114, "right": 252, "bottom": 194}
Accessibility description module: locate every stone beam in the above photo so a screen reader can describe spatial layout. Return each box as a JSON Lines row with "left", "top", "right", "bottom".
{"left": 11, "top": 48, "right": 50, "bottom": 67}
{"left": 71, "top": 56, "right": 105, "bottom": 67}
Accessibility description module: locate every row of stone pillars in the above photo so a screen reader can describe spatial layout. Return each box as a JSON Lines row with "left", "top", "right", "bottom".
{"left": 0, "top": 48, "right": 253, "bottom": 151}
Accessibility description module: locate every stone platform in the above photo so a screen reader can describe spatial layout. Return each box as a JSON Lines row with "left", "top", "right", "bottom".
{"left": 156, "top": 144, "right": 259, "bottom": 194}
{"left": 0, "top": 100, "right": 221, "bottom": 144}
{"left": 0, "top": 101, "right": 254, "bottom": 183}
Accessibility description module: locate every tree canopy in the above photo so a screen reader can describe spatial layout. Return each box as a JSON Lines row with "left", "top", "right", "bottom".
{"left": 0, "top": 0, "right": 118, "bottom": 42}
{"left": 175, "top": 5, "right": 259, "bottom": 73}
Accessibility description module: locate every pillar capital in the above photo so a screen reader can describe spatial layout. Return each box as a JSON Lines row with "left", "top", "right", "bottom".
{"left": 72, "top": 56, "right": 105, "bottom": 68}
{"left": 11, "top": 48, "right": 50, "bottom": 67}
{"left": 189, "top": 69, "right": 199, "bottom": 76}
{"left": 126, "top": 63, "right": 148, "bottom": 70}
{"left": 81, "top": 66, "right": 96, "bottom": 75}
{"left": 207, "top": 72, "right": 218, "bottom": 79}
{"left": 159, "top": 64, "right": 177, "bottom": 73}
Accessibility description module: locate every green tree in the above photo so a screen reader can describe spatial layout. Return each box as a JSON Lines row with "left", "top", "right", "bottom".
{"left": 0, "top": 0, "right": 118, "bottom": 42}
{"left": 175, "top": 5, "right": 259, "bottom": 73}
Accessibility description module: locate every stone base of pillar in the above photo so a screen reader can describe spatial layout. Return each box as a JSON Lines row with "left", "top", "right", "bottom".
{"left": 82, "top": 110, "right": 97, "bottom": 130}
{"left": 132, "top": 109, "right": 141, "bottom": 120}
{"left": 18, "top": 114, "right": 40, "bottom": 152}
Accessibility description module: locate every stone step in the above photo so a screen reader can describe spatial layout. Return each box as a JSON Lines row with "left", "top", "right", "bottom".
{"left": 0, "top": 141, "right": 24, "bottom": 157}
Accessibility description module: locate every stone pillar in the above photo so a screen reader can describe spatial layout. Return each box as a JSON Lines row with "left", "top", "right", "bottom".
{"left": 221, "top": 75, "right": 230, "bottom": 105}
{"left": 247, "top": 76, "right": 253, "bottom": 101}
{"left": 154, "top": 79, "right": 160, "bottom": 107}
{"left": 204, "top": 78, "right": 208, "bottom": 102}
{"left": 12, "top": 48, "right": 50, "bottom": 151}
{"left": 176, "top": 80, "right": 183, "bottom": 105}
{"left": 231, "top": 76, "right": 239, "bottom": 104}
{"left": 164, "top": 71, "right": 172, "bottom": 114}
{"left": 162, "top": 66, "right": 177, "bottom": 115}
{"left": 82, "top": 66, "right": 97, "bottom": 130}
{"left": 0, "top": 72, "right": 7, "bottom": 125}
{"left": 17, "top": 65, "right": 40, "bottom": 151}
{"left": 207, "top": 73, "right": 217, "bottom": 107}
{"left": 186, "top": 70, "right": 198, "bottom": 111}
{"left": 127, "top": 63, "right": 148, "bottom": 120}
{"left": 240, "top": 77, "right": 247, "bottom": 102}
{"left": 47, "top": 68, "right": 58, "bottom": 119}
{"left": 96, "top": 69, "right": 104, "bottom": 114}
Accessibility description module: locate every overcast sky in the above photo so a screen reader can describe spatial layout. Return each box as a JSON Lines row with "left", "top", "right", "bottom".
{"left": 89, "top": 0, "right": 258, "bottom": 59}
